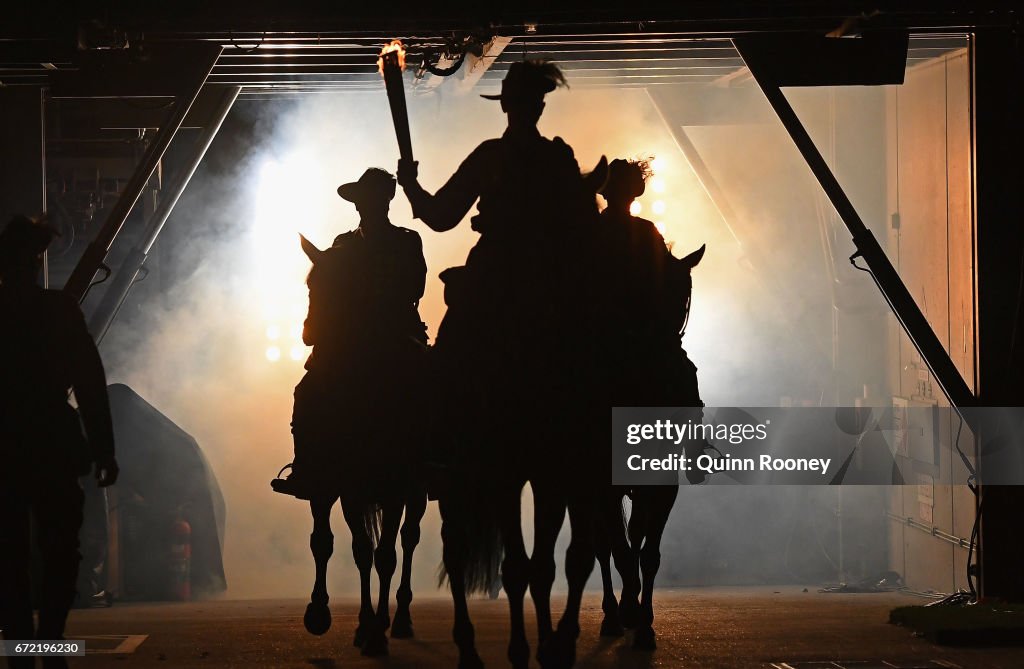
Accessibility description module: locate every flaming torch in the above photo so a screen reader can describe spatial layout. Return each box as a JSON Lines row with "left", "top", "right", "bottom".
{"left": 378, "top": 40, "right": 414, "bottom": 162}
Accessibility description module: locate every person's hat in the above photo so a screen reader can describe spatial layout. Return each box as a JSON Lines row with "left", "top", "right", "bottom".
{"left": 481, "top": 60, "right": 567, "bottom": 102}
{"left": 0, "top": 214, "right": 58, "bottom": 273}
{"left": 337, "top": 168, "right": 397, "bottom": 204}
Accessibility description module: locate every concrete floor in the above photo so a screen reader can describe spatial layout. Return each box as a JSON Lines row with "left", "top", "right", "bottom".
{"left": 59, "top": 587, "right": 1024, "bottom": 668}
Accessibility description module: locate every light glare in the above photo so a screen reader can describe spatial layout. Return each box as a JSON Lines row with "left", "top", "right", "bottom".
{"left": 652, "top": 200, "right": 666, "bottom": 215}
{"left": 629, "top": 201, "right": 642, "bottom": 216}
{"left": 266, "top": 346, "right": 281, "bottom": 362}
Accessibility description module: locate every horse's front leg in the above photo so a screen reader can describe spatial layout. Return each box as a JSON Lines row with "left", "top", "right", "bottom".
{"left": 361, "top": 499, "right": 403, "bottom": 657}
{"left": 498, "top": 481, "right": 531, "bottom": 669}
{"left": 541, "top": 490, "right": 594, "bottom": 669}
{"left": 633, "top": 487, "right": 677, "bottom": 651}
{"left": 441, "top": 495, "right": 484, "bottom": 669}
{"left": 619, "top": 498, "right": 646, "bottom": 630}
{"left": 341, "top": 498, "right": 376, "bottom": 649}
{"left": 304, "top": 496, "right": 337, "bottom": 635}
{"left": 529, "top": 480, "right": 565, "bottom": 657}
{"left": 392, "top": 490, "right": 427, "bottom": 639}
{"left": 596, "top": 492, "right": 626, "bottom": 637}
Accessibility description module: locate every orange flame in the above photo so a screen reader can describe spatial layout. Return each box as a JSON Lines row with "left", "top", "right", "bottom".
{"left": 377, "top": 40, "right": 406, "bottom": 74}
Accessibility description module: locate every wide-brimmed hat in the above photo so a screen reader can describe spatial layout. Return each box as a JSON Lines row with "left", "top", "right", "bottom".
{"left": 481, "top": 60, "right": 567, "bottom": 102}
{"left": 0, "top": 214, "right": 58, "bottom": 274}
{"left": 337, "top": 168, "right": 397, "bottom": 205}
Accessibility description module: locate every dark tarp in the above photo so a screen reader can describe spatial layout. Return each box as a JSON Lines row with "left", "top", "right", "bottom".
{"left": 107, "top": 383, "right": 226, "bottom": 599}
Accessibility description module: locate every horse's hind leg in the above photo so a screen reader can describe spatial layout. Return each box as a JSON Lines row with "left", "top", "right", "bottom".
{"left": 305, "top": 496, "right": 336, "bottom": 636}
{"left": 392, "top": 490, "right": 426, "bottom": 639}
{"left": 441, "top": 496, "right": 484, "bottom": 669}
{"left": 341, "top": 498, "right": 376, "bottom": 649}
{"left": 633, "top": 487, "right": 677, "bottom": 651}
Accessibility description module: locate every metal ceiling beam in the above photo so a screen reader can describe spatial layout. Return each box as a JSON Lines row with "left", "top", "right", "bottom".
{"left": 88, "top": 85, "right": 240, "bottom": 343}
{"left": 734, "top": 34, "right": 975, "bottom": 412}
{"left": 63, "top": 42, "right": 223, "bottom": 302}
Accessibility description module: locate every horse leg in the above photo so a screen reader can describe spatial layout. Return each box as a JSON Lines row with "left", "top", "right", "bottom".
{"left": 304, "top": 496, "right": 336, "bottom": 635}
{"left": 542, "top": 491, "right": 595, "bottom": 669}
{"left": 392, "top": 490, "right": 426, "bottom": 639}
{"left": 498, "top": 482, "right": 531, "bottom": 669}
{"left": 619, "top": 497, "right": 646, "bottom": 630}
{"left": 529, "top": 481, "right": 565, "bottom": 658}
{"left": 341, "top": 498, "right": 376, "bottom": 648}
{"left": 441, "top": 495, "right": 484, "bottom": 669}
{"left": 358, "top": 498, "right": 401, "bottom": 657}
{"left": 597, "top": 492, "right": 625, "bottom": 637}
{"left": 633, "top": 487, "right": 677, "bottom": 651}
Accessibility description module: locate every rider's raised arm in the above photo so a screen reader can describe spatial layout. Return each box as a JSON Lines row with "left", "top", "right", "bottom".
{"left": 399, "top": 145, "right": 487, "bottom": 232}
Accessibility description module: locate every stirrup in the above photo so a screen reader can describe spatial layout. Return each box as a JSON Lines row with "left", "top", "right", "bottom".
{"left": 271, "top": 463, "right": 312, "bottom": 500}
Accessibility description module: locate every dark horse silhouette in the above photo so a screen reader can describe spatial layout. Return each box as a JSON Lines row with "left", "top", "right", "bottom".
{"left": 272, "top": 168, "right": 429, "bottom": 656}
{"left": 591, "top": 158, "right": 707, "bottom": 651}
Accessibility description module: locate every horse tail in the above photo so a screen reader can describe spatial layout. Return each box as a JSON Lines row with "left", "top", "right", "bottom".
{"left": 363, "top": 504, "right": 383, "bottom": 551}
{"left": 436, "top": 482, "right": 504, "bottom": 596}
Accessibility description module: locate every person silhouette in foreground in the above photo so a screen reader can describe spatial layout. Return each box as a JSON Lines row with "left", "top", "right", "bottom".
{"left": 396, "top": 60, "right": 607, "bottom": 669}
{"left": 0, "top": 215, "right": 118, "bottom": 669}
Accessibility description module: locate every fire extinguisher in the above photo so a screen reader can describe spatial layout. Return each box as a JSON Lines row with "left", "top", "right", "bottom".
{"left": 170, "top": 510, "right": 191, "bottom": 601}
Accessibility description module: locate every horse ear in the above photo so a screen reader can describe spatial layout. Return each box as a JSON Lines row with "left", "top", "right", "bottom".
{"left": 582, "top": 155, "right": 609, "bottom": 194}
{"left": 299, "top": 234, "right": 324, "bottom": 263}
{"left": 680, "top": 243, "right": 706, "bottom": 269}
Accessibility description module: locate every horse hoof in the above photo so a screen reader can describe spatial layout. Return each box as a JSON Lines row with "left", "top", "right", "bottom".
{"left": 390, "top": 616, "right": 414, "bottom": 639}
{"left": 632, "top": 626, "right": 657, "bottom": 651}
{"left": 458, "top": 650, "right": 485, "bottom": 669}
{"left": 303, "top": 602, "right": 331, "bottom": 636}
{"left": 537, "top": 629, "right": 576, "bottom": 669}
{"left": 353, "top": 625, "right": 367, "bottom": 648}
{"left": 619, "top": 600, "right": 640, "bottom": 629}
{"left": 600, "top": 615, "right": 624, "bottom": 637}
{"left": 361, "top": 630, "right": 389, "bottom": 657}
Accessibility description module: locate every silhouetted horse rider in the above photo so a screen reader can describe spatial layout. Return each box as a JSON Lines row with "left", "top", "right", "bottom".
{"left": 273, "top": 168, "right": 429, "bottom": 656}
{"left": 0, "top": 215, "right": 119, "bottom": 669}
{"left": 397, "top": 60, "right": 606, "bottom": 669}
{"left": 592, "top": 159, "right": 706, "bottom": 650}
{"left": 275, "top": 167, "right": 428, "bottom": 499}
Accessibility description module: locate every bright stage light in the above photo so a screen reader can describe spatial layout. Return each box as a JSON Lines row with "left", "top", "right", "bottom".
{"left": 652, "top": 200, "right": 666, "bottom": 215}
{"left": 650, "top": 177, "right": 666, "bottom": 193}
{"left": 654, "top": 221, "right": 667, "bottom": 235}
{"left": 629, "top": 201, "right": 642, "bottom": 216}
{"left": 649, "top": 157, "right": 664, "bottom": 172}
{"left": 289, "top": 345, "right": 306, "bottom": 362}
{"left": 266, "top": 346, "right": 281, "bottom": 362}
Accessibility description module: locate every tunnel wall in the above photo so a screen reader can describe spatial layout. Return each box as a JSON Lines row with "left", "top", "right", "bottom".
{"left": 883, "top": 48, "right": 976, "bottom": 595}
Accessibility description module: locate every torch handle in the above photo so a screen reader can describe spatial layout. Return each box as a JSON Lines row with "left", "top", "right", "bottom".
{"left": 382, "top": 52, "right": 414, "bottom": 162}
